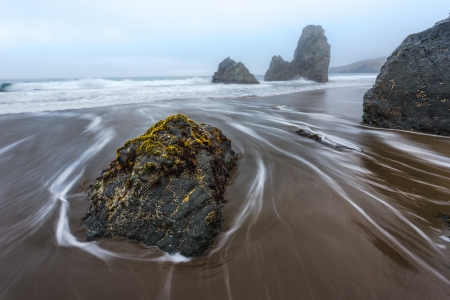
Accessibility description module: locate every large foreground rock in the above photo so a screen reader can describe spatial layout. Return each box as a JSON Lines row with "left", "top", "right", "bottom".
{"left": 363, "top": 17, "right": 450, "bottom": 135}
{"left": 212, "top": 57, "right": 260, "bottom": 84}
{"left": 264, "top": 25, "right": 330, "bottom": 83}
{"left": 84, "top": 114, "right": 238, "bottom": 256}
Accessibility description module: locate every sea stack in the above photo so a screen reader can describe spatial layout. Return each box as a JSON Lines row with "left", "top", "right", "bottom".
{"left": 264, "top": 25, "right": 331, "bottom": 83}
{"left": 363, "top": 17, "right": 450, "bottom": 136}
{"left": 264, "top": 55, "right": 292, "bottom": 81}
{"left": 84, "top": 114, "right": 238, "bottom": 257}
{"left": 212, "top": 57, "right": 260, "bottom": 84}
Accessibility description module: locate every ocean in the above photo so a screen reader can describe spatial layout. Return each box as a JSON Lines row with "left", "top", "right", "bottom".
{"left": 0, "top": 74, "right": 376, "bottom": 114}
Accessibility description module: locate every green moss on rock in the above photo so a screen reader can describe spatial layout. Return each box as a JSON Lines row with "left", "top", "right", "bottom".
{"left": 84, "top": 114, "right": 238, "bottom": 257}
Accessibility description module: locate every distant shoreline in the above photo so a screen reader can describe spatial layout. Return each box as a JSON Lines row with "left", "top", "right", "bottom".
{"left": 329, "top": 57, "right": 386, "bottom": 74}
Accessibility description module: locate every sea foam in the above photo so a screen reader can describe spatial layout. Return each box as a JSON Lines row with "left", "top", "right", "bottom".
{"left": 0, "top": 74, "right": 376, "bottom": 115}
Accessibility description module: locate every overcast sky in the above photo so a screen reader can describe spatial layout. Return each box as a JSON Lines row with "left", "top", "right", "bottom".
{"left": 1, "top": 0, "right": 449, "bottom": 79}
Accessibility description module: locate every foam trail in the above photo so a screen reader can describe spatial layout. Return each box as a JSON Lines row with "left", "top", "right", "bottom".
{"left": 241, "top": 112, "right": 361, "bottom": 152}
{"left": 384, "top": 138, "right": 450, "bottom": 169}
{"left": 296, "top": 125, "right": 361, "bottom": 152}
{"left": 0, "top": 137, "right": 31, "bottom": 156}
{"left": 228, "top": 121, "right": 450, "bottom": 286}
{"left": 160, "top": 265, "right": 174, "bottom": 300}
{"left": 223, "top": 262, "right": 233, "bottom": 300}
{"left": 211, "top": 151, "right": 266, "bottom": 254}
{"left": 55, "top": 174, "right": 119, "bottom": 259}
{"left": 50, "top": 128, "right": 115, "bottom": 258}
{"left": 0, "top": 133, "right": 94, "bottom": 247}
{"left": 82, "top": 115, "right": 102, "bottom": 133}
{"left": 49, "top": 119, "right": 192, "bottom": 263}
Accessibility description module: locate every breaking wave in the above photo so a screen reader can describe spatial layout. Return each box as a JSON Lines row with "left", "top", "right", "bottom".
{"left": 0, "top": 74, "right": 377, "bottom": 114}
{"left": 0, "top": 83, "right": 12, "bottom": 92}
{"left": 3, "top": 77, "right": 212, "bottom": 92}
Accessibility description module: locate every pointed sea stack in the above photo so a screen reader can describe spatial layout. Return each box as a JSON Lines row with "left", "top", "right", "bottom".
{"left": 212, "top": 57, "right": 260, "bottom": 84}
{"left": 363, "top": 17, "right": 450, "bottom": 135}
{"left": 264, "top": 25, "right": 331, "bottom": 83}
{"left": 84, "top": 114, "right": 238, "bottom": 257}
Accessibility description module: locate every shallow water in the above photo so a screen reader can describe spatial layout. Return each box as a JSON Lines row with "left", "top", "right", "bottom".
{"left": 1, "top": 86, "right": 450, "bottom": 299}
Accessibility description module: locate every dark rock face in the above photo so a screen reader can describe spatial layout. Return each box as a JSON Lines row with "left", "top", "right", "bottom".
{"left": 84, "top": 114, "right": 238, "bottom": 257}
{"left": 212, "top": 57, "right": 260, "bottom": 84}
{"left": 292, "top": 25, "right": 331, "bottom": 82}
{"left": 264, "top": 25, "right": 330, "bottom": 83}
{"left": 264, "top": 55, "right": 293, "bottom": 81}
{"left": 363, "top": 17, "right": 450, "bottom": 136}
{"left": 295, "top": 129, "right": 358, "bottom": 151}
{"left": 439, "top": 213, "right": 450, "bottom": 228}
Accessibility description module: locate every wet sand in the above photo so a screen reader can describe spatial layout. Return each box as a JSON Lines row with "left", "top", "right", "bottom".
{"left": 1, "top": 86, "right": 450, "bottom": 299}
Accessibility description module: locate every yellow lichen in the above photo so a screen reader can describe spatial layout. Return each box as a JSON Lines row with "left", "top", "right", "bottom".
{"left": 144, "top": 162, "right": 156, "bottom": 172}
{"left": 182, "top": 188, "right": 197, "bottom": 203}
{"left": 116, "top": 114, "right": 217, "bottom": 161}
{"left": 205, "top": 211, "right": 216, "bottom": 225}
{"left": 118, "top": 114, "right": 193, "bottom": 155}
{"left": 111, "top": 114, "right": 226, "bottom": 183}
{"left": 166, "top": 145, "right": 179, "bottom": 155}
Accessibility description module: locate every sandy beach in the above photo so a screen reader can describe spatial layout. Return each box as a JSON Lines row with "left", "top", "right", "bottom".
{"left": 1, "top": 86, "right": 450, "bottom": 299}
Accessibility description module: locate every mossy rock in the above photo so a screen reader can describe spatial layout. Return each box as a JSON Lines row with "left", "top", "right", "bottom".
{"left": 84, "top": 114, "right": 237, "bottom": 257}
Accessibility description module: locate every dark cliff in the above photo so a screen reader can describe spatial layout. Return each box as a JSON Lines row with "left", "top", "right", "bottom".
{"left": 363, "top": 17, "right": 450, "bottom": 135}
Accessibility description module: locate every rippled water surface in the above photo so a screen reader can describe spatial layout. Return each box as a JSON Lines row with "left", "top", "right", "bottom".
{"left": 1, "top": 85, "right": 450, "bottom": 299}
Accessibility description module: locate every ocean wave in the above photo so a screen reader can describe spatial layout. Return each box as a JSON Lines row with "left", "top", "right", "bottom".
{"left": 4, "top": 77, "right": 212, "bottom": 92}
{"left": 0, "top": 75, "right": 376, "bottom": 114}
{"left": 0, "top": 83, "right": 12, "bottom": 92}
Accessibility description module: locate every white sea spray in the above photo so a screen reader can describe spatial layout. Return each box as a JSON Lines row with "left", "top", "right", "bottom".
{"left": 0, "top": 74, "right": 376, "bottom": 114}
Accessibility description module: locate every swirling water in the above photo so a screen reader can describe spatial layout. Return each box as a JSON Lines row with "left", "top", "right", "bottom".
{"left": 0, "top": 77, "right": 450, "bottom": 299}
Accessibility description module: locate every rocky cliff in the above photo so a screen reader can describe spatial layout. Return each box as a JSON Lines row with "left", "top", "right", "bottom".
{"left": 212, "top": 57, "right": 260, "bottom": 84}
{"left": 264, "top": 25, "right": 330, "bottom": 83}
{"left": 84, "top": 114, "right": 238, "bottom": 257}
{"left": 363, "top": 17, "right": 450, "bottom": 135}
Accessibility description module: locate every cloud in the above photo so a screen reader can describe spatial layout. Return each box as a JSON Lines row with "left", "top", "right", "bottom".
{"left": 0, "top": 0, "right": 384, "bottom": 45}
{"left": 0, "top": 0, "right": 449, "bottom": 78}
{"left": 0, "top": 19, "right": 128, "bottom": 47}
